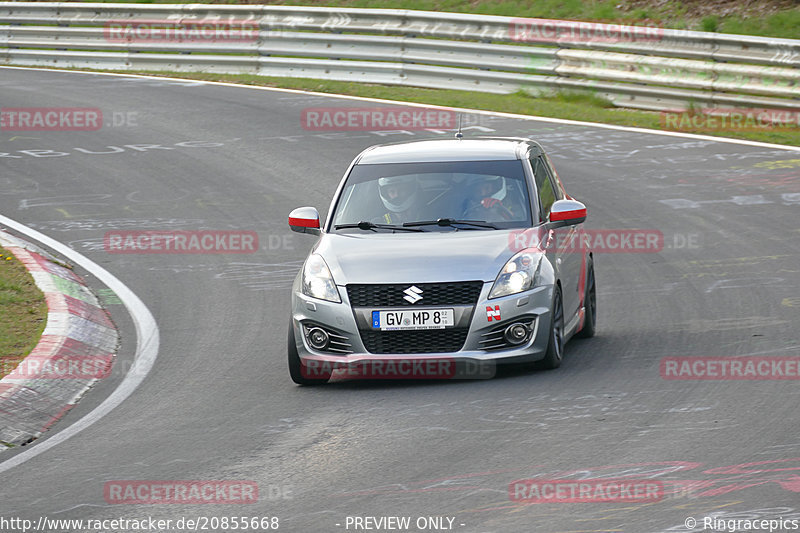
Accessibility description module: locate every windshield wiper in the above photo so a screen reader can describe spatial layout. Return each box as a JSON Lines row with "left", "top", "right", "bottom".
{"left": 403, "top": 218, "right": 498, "bottom": 230}
{"left": 334, "top": 221, "right": 424, "bottom": 232}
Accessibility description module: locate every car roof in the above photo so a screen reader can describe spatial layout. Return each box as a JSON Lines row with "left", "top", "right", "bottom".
{"left": 355, "top": 137, "right": 545, "bottom": 164}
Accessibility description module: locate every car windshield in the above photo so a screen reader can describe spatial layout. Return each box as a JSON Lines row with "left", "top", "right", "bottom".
{"left": 331, "top": 160, "right": 532, "bottom": 231}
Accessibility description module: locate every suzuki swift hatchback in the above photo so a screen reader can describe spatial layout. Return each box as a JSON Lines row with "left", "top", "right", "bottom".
{"left": 288, "top": 137, "right": 595, "bottom": 384}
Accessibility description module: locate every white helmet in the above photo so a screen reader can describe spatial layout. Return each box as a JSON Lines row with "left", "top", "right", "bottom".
{"left": 378, "top": 176, "right": 418, "bottom": 213}
{"left": 472, "top": 175, "right": 507, "bottom": 201}
{"left": 488, "top": 176, "right": 507, "bottom": 202}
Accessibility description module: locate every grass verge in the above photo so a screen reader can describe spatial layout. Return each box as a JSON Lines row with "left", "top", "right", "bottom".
{"left": 63, "top": 68, "right": 800, "bottom": 146}
{"left": 74, "top": 0, "right": 800, "bottom": 40}
{"left": 0, "top": 246, "right": 48, "bottom": 380}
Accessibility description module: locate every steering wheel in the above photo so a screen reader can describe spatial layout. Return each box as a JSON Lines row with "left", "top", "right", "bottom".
{"left": 462, "top": 198, "right": 515, "bottom": 221}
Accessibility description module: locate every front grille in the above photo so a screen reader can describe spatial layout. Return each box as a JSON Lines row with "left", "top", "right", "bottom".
{"left": 360, "top": 328, "right": 469, "bottom": 354}
{"left": 347, "top": 281, "right": 483, "bottom": 307}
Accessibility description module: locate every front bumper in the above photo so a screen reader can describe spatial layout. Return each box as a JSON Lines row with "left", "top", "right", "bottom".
{"left": 291, "top": 276, "right": 555, "bottom": 378}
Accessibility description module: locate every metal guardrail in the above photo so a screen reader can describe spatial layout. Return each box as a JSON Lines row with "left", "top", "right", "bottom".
{"left": 1, "top": 3, "right": 798, "bottom": 113}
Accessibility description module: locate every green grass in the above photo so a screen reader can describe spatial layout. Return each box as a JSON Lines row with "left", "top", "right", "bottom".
{"left": 700, "top": 16, "right": 719, "bottom": 33}
{"left": 0, "top": 247, "right": 48, "bottom": 379}
{"left": 720, "top": 10, "right": 800, "bottom": 38}
{"left": 73, "top": 0, "right": 800, "bottom": 39}
{"left": 54, "top": 68, "right": 800, "bottom": 146}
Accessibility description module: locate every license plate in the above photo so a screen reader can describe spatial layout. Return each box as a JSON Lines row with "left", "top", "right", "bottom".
{"left": 372, "top": 309, "right": 454, "bottom": 330}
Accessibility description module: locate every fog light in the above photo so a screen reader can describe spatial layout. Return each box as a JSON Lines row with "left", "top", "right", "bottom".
{"left": 307, "top": 327, "right": 330, "bottom": 350}
{"left": 504, "top": 323, "right": 530, "bottom": 345}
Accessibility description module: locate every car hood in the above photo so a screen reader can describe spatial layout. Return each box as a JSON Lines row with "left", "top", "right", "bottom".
{"left": 313, "top": 229, "right": 539, "bottom": 285}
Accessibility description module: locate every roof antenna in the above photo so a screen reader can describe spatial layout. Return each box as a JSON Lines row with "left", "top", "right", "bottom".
{"left": 455, "top": 113, "right": 463, "bottom": 140}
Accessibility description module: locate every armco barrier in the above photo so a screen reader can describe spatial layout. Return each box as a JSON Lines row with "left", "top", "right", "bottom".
{"left": 0, "top": 3, "right": 798, "bottom": 114}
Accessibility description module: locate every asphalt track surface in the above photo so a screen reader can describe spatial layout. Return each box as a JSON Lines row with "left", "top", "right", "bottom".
{"left": 1, "top": 67, "right": 799, "bottom": 533}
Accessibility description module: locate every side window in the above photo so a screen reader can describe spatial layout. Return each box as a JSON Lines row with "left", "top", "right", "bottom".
{"left": 543, "top": 154, "right": 566, "bottom": 200}
{"left": 531, "top": 156, "right": 556, "bottom": 222}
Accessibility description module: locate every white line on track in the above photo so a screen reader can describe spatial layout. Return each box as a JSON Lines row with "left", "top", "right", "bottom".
{"left": 1, "top": 65, "right": 799, "bottom": 152}
{"left": 0, "top": 213, "right": 159, "bottom": 474}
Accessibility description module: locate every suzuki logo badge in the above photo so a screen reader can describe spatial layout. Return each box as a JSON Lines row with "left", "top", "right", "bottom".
{"left": 403, "top": 285, "right": 423, "bottom": 304}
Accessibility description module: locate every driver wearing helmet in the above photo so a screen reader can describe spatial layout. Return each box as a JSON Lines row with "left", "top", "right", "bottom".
{"left": 463, "top": 175, "right": 517, "bottom": 221}
{"left": 378, "top": 176, "right": 421, "bottom": 224}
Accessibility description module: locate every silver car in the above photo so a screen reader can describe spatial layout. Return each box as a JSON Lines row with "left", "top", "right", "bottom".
{"left": 287, "top": 137, "right": 595, "bottom": 384}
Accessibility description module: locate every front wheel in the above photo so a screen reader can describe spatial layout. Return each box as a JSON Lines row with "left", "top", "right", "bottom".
{"left": 538, "top": 286, "right": 564, "bottom": 370}
{"left": 288, "top": 324, "right": 331, "bottom": 385}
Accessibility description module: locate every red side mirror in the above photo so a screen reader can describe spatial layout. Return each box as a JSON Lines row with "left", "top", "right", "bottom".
{"left": 289, "top": 207, "right": 321, "bottom": 235}
{"left": 549, "top": 199, "right": 587, "bottom": 226}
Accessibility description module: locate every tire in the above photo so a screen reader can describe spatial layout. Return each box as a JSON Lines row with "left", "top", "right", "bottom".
{"left": 538, "top": 285, "right": 565, "bottom": 370}
{"left": 576, "top": 256, "right": 596, "bottom": 339}
{"left": 288, "top": 324, "right": 331, "bottom": 385}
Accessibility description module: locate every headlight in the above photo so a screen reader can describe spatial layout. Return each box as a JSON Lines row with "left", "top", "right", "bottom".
{"left": 302, "top": 254, "right": 341, "bottom": 303}
{"left": 489, "top": 252, "right": 541, "bottom": 299}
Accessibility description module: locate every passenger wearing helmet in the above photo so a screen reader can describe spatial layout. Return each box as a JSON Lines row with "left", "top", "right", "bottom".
{"left": 377, "top": 176, "right": 421, "bottom": 224}
{"left": 462, "top": 175, "right": 517, "bottom": 221}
